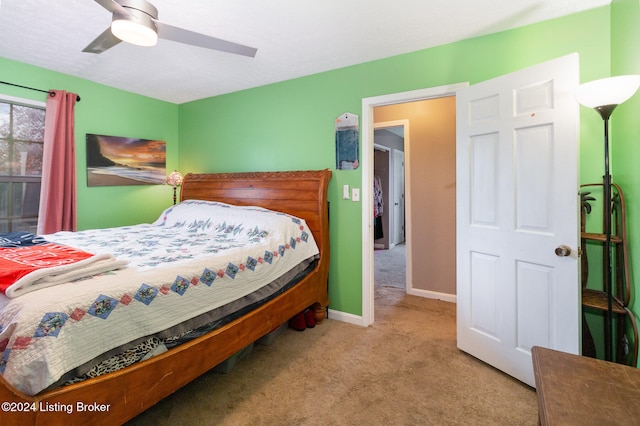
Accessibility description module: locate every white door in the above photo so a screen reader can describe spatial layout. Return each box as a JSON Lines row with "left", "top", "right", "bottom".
{"left": 456, "top": 53, "right": 580, "bottom": 387}
{"left": 392, "top": 149, "right": 405, "bottom": 245}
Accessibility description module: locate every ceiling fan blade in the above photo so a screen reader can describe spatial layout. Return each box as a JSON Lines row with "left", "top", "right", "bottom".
{"left": 94, "top": 0, "right": 130, "bottom": 15}
{"left": 154, "top": 21, "right": 257, "bottom": 57}
{"left": 82, "top": 27, "right": 123, "bottom": 54}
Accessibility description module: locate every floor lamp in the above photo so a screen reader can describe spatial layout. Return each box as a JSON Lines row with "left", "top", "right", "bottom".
{"left": 576, "top": 75, "right": 640, "bottom": 362}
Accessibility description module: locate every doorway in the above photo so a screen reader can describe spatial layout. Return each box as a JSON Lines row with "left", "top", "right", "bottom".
{"left": 374, "top": 124, "right": 406, "bottom": 291}
{"left": 373, "top": 125, "right": 406, "bottom": 251}
{"left": 361, "top": 83, "right": 467, "bottom": 326}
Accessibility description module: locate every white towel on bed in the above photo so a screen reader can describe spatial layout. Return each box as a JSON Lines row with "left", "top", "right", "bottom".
{"left": 2, "top": 253, "right": 129, "bottom": 298}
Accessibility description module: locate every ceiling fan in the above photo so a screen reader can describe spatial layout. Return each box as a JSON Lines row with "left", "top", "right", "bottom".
{"left": 83, "top": 0, "right": 257, "bottom": 57}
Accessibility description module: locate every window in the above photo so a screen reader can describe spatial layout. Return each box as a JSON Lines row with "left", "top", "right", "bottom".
{"left": 0, "top": 97, "right": 46, "bottom": 233}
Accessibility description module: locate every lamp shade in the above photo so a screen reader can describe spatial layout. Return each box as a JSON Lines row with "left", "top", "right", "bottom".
{"left": 166, "top": 170, "right": 183, "bottom": 187}
{"left": 576, "top": 75, "right": 640, "bottom": 108}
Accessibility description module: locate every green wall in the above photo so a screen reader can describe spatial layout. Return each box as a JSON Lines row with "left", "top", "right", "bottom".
{"left": 0, "top": 57, "right": 179, "bottom": 229}
{"left": 611, "top": 0, "right": 640, "bottom": 366}
{"left": 178, "top": 7, "right": 611, "bottom": 316}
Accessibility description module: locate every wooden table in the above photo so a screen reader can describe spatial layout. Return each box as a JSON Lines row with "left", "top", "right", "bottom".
{"left": 532, "top": 346, "right": 640, "bottom": 425}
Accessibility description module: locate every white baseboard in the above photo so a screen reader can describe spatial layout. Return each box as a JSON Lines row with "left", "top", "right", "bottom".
{"left": 407, "top": 287, "right": 457, "bottom": 303}
{"left": 327, "top": 309, "right": 366, "bottom": 326}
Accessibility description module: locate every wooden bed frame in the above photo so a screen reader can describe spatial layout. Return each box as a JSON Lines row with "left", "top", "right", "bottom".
{"left": 0, "top": 169, "right": 332, "bottom": 425}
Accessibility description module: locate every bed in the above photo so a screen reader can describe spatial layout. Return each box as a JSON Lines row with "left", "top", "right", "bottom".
{"left": 0, "top": 169, "right": 331, "bottom": 425}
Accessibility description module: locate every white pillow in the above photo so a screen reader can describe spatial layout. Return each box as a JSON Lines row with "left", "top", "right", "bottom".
{"left": 153, "top": 200, "right": 233, "bottom": 228}
{"left": 152, "top": 200, "right": 298, "bottom": 235}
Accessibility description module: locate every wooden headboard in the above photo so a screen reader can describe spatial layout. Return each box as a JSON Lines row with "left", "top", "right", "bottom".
{"left": 181, "top": 169, "right": 332, "bottom": 257}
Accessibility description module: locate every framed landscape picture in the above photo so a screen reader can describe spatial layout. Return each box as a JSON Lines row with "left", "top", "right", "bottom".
{"left": 86, "top": 134, "right": 166, "bottom": 186}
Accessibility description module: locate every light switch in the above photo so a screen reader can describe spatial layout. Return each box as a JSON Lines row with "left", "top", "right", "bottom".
{"left": 352, "top": 188, "right": 360, "bottom": 202}
{"left": 343, "top": 184, "right": 350, "bottom": 200}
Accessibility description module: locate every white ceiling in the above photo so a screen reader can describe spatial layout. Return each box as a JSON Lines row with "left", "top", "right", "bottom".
{"left": 0, "top": 0, "right": 610, "bottom": 104}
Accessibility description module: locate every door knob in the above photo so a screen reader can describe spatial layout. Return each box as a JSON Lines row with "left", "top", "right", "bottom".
{"left": 555, "top": 245, "right": 572, "bottom": 257}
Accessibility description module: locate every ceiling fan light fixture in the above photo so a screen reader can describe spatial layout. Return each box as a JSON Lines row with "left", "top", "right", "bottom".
{"left": 84, "top": 0, "right": 257, "bottom": 56}
{"left": 111, "top": 17, "right": 158, "bottom": 47}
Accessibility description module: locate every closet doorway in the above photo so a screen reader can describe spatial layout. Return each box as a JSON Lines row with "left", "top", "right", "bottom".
{"left": 374, "top": 123, "right": 407, "bottom": 291}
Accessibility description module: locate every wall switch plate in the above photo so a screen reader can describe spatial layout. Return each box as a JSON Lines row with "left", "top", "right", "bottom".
{"left": 352, "top": 188, "right": 360, "bottom": 202}
{"left": 343, "top": 184, "right": 350, "bottom": 200}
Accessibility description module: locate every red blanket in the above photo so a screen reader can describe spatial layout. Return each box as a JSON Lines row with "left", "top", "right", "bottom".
{"left": 0, "top": 243, "right": 128, "bottom": 298}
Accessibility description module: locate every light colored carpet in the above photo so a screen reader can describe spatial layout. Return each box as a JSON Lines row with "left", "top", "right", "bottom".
{"left": 374, "top": 243, "right": 406, "bottom": 289}
{"left": 126, "top": 286, "right": 538, "bottom": 425}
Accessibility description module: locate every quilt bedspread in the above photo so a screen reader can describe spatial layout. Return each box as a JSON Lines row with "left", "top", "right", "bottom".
{"left": 0, "top": 200, "right": 319, "bottom": 395}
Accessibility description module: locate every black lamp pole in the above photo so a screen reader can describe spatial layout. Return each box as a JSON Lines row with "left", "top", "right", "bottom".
{"left": 595, "top": 103, "right": 617, "bottom": 362}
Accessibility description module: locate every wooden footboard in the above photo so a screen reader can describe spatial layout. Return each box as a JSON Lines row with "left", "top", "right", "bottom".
{"left": 0, "top": 169, "right": 331, "bottom": 425}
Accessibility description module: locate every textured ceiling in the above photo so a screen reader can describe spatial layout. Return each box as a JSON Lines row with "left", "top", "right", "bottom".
{"left": 0, "top": 0, "right": 610, "bottom": 104}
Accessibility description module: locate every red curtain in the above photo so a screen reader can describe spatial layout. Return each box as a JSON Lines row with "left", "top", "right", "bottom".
{"left": 37, "top": 90, "right": 78, "bottom": 234}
